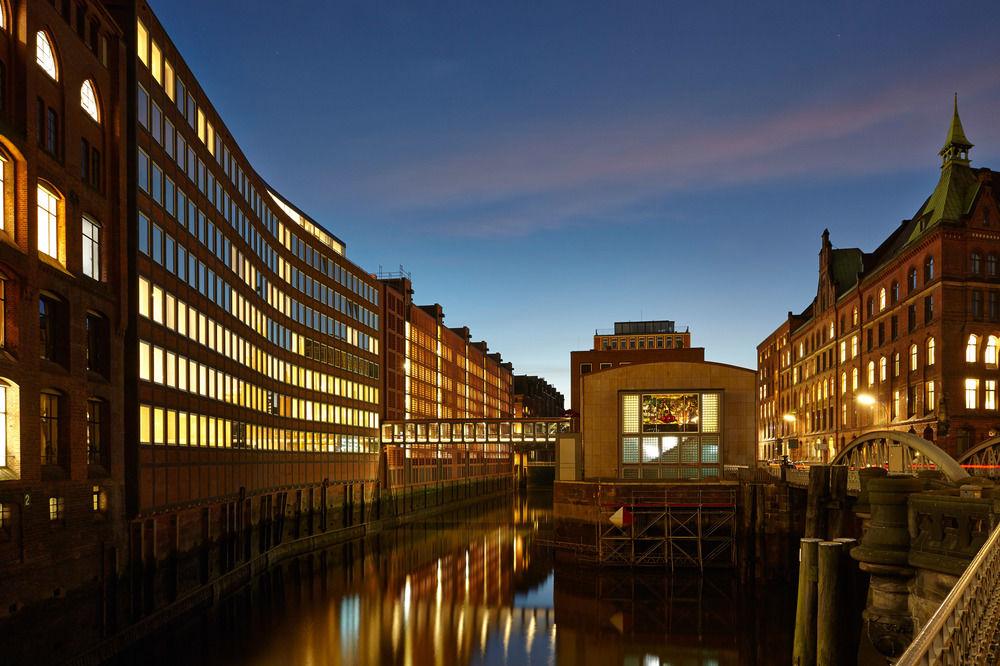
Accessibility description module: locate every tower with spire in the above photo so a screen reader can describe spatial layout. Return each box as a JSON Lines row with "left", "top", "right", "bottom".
{"left": 940, "top": 93, "right": 973, "bottom": 167}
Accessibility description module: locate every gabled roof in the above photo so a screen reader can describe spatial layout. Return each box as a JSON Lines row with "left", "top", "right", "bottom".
{"left": 830, "top": 248, "right": 864, "bottom": 297}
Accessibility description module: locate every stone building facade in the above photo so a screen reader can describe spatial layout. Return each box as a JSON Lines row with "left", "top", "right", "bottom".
{"left": 579, "top": 360, "right": 756, "bottom": 480}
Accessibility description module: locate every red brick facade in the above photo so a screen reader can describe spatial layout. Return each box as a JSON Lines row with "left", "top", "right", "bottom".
{"left": 380, "top": 276, "right": 513, "bottom": 422}
{"left": 0, "top": 0, "right": 127, "bottom": 623}
{"left": 758, "top": 108, "right": 1000, "bottom": 462}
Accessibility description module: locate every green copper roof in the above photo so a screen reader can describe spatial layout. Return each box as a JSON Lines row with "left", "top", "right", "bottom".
{"left": 907, "top": 162, "right": 980, "bottom": 244}
{"left": 906, "top": 97, "right": 980, "bottom": 244}
{"left": 941, "top": 93, "right": 973, "bottom": 152}
{"left": 830, "top": 248, "right": 863, "bottom": 296}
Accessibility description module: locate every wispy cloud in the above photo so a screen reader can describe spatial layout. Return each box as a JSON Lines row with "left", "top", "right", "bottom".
{"left": 359, "top": 61, "right": 1000, "bottom": 237}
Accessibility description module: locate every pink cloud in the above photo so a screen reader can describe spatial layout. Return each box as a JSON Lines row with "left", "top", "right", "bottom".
{"left": 356, "top": 60, "right": 1000, "bottom": 237}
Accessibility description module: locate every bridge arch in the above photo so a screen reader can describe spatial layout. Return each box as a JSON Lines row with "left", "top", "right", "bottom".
{"left": 831, "top": 430, "right": 969, "bottom": 483}
{"left": 956, "top": 436, "right": 1000, "bottom": 477}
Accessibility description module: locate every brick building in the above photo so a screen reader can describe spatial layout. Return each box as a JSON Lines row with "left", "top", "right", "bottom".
{"left": 571, "top": 320, "right": 695, "bottom": 414}
{"left": 380, "top": 275, "right": 513, "bottom": 422}
{"left": 0, "top": 0, "right": 127, "bottom": 625}
{"left": 593, "top": 319, "right": 691, "bottom": 352}
{"left": 513, "top": 375, "right": 564, "bottom": 418}
{"left": 758, "top": 101, "right": 1000, "bottom": 462}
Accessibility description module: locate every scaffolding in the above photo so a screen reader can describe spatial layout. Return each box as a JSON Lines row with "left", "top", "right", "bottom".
{"left": 596, "top": 485, "right": 737, "bottom": 570}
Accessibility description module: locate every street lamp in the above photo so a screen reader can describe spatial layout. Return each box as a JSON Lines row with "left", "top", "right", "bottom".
{"left": 856, "top": 392, "right": 890, "bottom": 427}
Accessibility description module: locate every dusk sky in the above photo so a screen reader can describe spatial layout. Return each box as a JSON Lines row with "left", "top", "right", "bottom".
{"left": 151, "top": 1, "right": 1000, "bottom": 397}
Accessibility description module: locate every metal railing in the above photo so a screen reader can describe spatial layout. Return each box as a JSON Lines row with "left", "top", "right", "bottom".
{"left": 896, "top": 520, "right": 1000, "bottom": 665}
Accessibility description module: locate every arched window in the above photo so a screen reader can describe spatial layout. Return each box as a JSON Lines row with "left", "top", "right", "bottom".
{"left": 866, "top": 297, "right": 874, "bottom": 319}
{"left": 80, "top": 80, "right": 100, "bottom": 123}
{"left": 910, "top": 344, "right": 918, "bottom": 371}
{"left": 987, "top": 336, "right": 998, "bottom": 367}
{"left": 967, "top": 334, "right": 979, "bottom": 363}
{"left": 852, "top": 368, "right": 859, "bottom": 390}
{"left": 908, "top": 267, "right": 918, "bottom": 293}
{"left": 927, "top": 337, "right": 936, "bottom": 366}
{"left": 891, "top": 281, "right": 899, "bottom": 304}
{"left": 879, "top": 356, "right": 887, "bottom": 381}
{"left": 879, "top": 288, "right": 887, "bottom": 311}
{"left": 971, "top": 252, "right": 982, "bottom": 274}
{"left": 36, "top": 31, "right": 58, "bottom": 80}
{"left": 924, "top": 256, "right": 934, "bottom": 282}
{"left": 852, "top": 307, "right": 859, "bottom": 327}
{"left": 867, "top": 361, "right": 875, "bottom": 386}
{"left": 893, "top": 352, "right": 900, "bottom": 376}
{"left": 841, "top": 372, "right": 847, "bottom": 394}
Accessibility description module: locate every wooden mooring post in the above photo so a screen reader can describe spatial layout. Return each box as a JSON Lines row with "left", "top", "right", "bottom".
{"left": 793, "top": 537, "right": 822, "bottom": 666}
{"left": 817, "top": 540, "right": 843, "bottom": 665}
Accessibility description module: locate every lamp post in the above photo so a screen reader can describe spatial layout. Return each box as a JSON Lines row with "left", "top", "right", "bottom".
{"left": 782, "top": 412, "right": 797, "bottom": 460}
{"left": 856, "top": 392, "right": 890, "bottom": 429}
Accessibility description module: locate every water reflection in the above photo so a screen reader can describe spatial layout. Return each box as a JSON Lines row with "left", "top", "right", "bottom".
{"left": 111, "top": 491, "right": 791, "bottom": 666}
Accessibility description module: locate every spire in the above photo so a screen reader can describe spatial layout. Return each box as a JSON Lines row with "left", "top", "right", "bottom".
{"left": 940, "top": 93, "right": 973, "bottom": 166}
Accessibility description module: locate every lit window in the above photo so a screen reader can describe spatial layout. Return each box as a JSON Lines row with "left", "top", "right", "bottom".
{"left": 137, "top": 20, "right": 149, "bottom": 66}
{"left": 879, "top": 356, "right": 887, "bottom": 381}
{"left": 967, "top": 334, "right": 979, "bottom": 363}
{"left": 91, "top": 485, "right": 103, "bottom": 513}
{"left": 988, "top": 336, "right": 999, "bottom": 367}
{"left": 879, "top": 288, "right": 886, "bottom": 311}
{"left": 37, "top": 184, "right": 59, "bottom": 260}
{"left": 0, "top": 154, "right": 7, "bottom": 231}
{"left": 927, "top": 337, "right": 936, "bottom": 366}
{"left": 867, "top": 361, "right": 875, "bottom": 386}
{"left": 910, "top": 344, "right": 918, "bottom": 371}
{"left": 841, "top": 372, "right": 846, "bottom": 394}
{"left": 893, "top": 352, "right": 900, "bottom": 377}
{"left": 164, "top": 60, "right": 175, "bottom": 101}
{"left": 150, "top": 40, "right": 162, "bottom": 83}
{"left": 851, "top": 335, "right": 858, "bottom": 358}
{"left": 48, "top": 496, "right": 64, "bottom": 522}
{"left": 80, "top": 80, "right": 100, "bottom": 122}
{"left": 926, "top": 381, "right": 936, "bottom": 413}
{"left": 82, "top": 215, "right": 100, "bottom": 279}
{"left": 966, "top": 378, "right": 980, "bottom": 410}
{"left": 852, "top": 307, "right": 859, "bottom": 326}
{"left": 987, "top": 380, "right": 997, "bottom": 411}
{"left": 36, "top": 31, "right": 58, "bottom": 80}
{"left": 852, "top": 368, "right": 859, "bottom": 390}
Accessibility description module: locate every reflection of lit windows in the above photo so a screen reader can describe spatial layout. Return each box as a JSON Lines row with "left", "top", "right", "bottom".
{"left": 40, "top": 392, "right": 60, "bottom": 465}
{"left": 82, "top": 216, "right": 100, "bottom": 279}
{"left": 87, "top": 399, "right": 105, "bottom": 466}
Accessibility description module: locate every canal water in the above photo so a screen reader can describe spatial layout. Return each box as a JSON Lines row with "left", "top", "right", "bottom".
{"left": 110, "top": 490, "right": 795, "bottom": 666}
